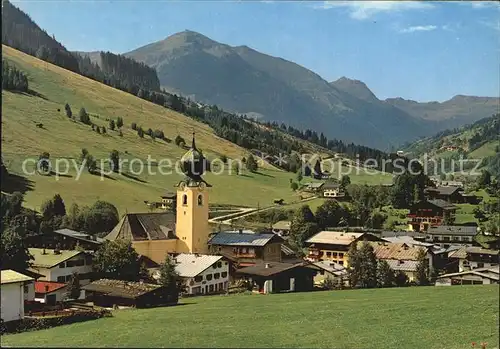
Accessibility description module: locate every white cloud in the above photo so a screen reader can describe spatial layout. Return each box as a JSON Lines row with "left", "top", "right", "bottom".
{"left": 399, "top": 25, "right": 437, "bottom": 33}
{"left": 314, "top": 1, "right": 435, "bottom": 20}
{"left": 468, "top": 2, "right": 500, "bottom": 9}
{"left": 480, "top": 20, "right": 500, "bottom": 31}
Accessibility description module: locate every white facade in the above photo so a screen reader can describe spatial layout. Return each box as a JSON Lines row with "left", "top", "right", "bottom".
{"left": 32, "top": 254, "right": 93, "bottom": 286}
{"left": 183, "top": 260, "right": 230, "bottom": 295}
{"left": 459, "top": 259, "right": 498, "bottom": 273}
{"left": 35, "top": 288, "right": 68, "bottom": 304}
{"left": 323, "top": 189, "right": 345, "bottom": 198}
{"left": 23, "top": 281, "right": 35, "bottom": 302}
{"left": 1, "top": 282, "right": 26, "bottom": 322}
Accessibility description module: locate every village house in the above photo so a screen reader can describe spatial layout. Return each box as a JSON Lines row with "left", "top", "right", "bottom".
{"left": 34, "top": 281, "right": 68, "bottom": 305}
{"left": 82, "top": 279, "right": 177, "bottom": 308}
{"left": 322, "top": 182, "right": 346, "bottom": 199}
{"left": 104, "top": 134, "right": 214, "bottom": 264}
{"left": 305, "top": 231, "right": 381, "bottom": 266}
{"left": 152, "top": 253, "right": 230, "bottom": 296}
{"left": 208, "top": 230, "right": 285, "bottom": 267}
{"left": 28, "top": 248, "right": 94, "bottom": 285}
{"left": 424, "top": 186, "right": 465, "bottom": 203}
{"left": 271, "top": 220, "right": 291, "bottom": 236}
{"left": 435, "top": 266, "right": 499, "bottom": 286}
{"left": 407, "top": 199, "right": 457, "bottom": 232}
{"left": 366, "top": 241, "right": 434, "bottom": 281}
{"left": 424, "top": 225, "right": 478, "bottom": 248}
{"left": 160, "top": 192, "right": 176, "bottom": 210}
{"left": 236, "top": 262, "right": 318, "bottom": 294}
{"left": 448, "top": 246, "right": 499, "bottom": 272}
{"left": 26, "top": 228, "right": 103, "bottom": 251}
{"left": 303, "top": 182, "right": 324, "bottom": 193}
{"left": 312, "top": 260, "right": 348, "bottom": 287}
{"left": 1, "top": 270, "right": 34, "bottom": 323}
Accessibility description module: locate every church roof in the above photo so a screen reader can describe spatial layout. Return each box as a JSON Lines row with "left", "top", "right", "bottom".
{"left": 104, "top": 212, "right": 176, "bottom": 241}
{"left": 179, "top": 133, "right": 208, "bottom": 182}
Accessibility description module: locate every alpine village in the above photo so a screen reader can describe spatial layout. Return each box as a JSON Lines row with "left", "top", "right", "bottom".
{"left": 1, "top": 1, "right": 499, "bottom": 348}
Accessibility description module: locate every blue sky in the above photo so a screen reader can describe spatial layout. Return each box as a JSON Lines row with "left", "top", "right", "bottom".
{"left": 12, "top": 0, "right": 500, "bottom": 102}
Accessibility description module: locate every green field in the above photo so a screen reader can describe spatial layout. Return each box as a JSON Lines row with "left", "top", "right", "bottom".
{"left": 469, "top": 141, "right": 498, "bottom": 159}
{"left": 1, "top": 46, "right": 393, "bottom": 215}
{"left": 2, "top": 286, "right": 498, "bottom": 348}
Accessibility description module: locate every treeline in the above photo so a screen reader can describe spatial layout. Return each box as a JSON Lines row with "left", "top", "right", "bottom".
{"left": 2, "top": 1, "right": 80, "bottom": 73}
{"left": 2, "top": 59, "right": 29, "bottom": 92}
{"left": 468, "top": 113, "right": 500, "bottom": 152}
{"left": 3, "top": 0, "right": 391, "bottom": 168}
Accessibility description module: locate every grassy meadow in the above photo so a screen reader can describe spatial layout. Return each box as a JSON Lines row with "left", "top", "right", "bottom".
{"left": 2, "top": 45, "right": 393, "bottom": 215}
{"left": 2, "top": 286, "right": 498, "bottom": 348}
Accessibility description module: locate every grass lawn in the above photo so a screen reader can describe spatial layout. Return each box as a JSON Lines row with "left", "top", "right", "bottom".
{"left": 469, "top": 141, "right": 498, "bottom": 159}
{"left": 455, "top": 204, "right": 479, "bottom": 224}
{"left": 2, "top": 286, "right": 498, "bottom": 348}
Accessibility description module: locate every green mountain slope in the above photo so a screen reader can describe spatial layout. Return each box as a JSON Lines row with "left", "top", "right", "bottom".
{"left": 2, "top": 45, "right": 393, "bottom": 214}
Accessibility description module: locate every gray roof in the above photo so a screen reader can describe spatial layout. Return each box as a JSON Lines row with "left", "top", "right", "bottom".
{"left": 304, "top": 182, "right": 324, "bottom": 189}
{"left": 173, "top": 254, "right": 223, "bottom": 278}
{"left": 436, "top": 266, "right": 499, "bottom": 281}
{"left": 383, "top": 236, "right": 435, "bottom": 247}
{"left": 427, "top": 225, "right": 478, "bottom": 236}
{"left": 425, "top": 186, "right": 462, "bottom": 196}
{"left": 385, "top": 259, "right": 419, "bottom": 272}
{"left": 323, "top": 182, "right": 341, "bottom": 189}
{"left": 208, "top": 231, "right": 283, "bottom": 247}
{"left": 428, "top": 199, "right": 457, "bottom": 210}
{"left": 313, "top": 261, "right": 347, "bottom": 276}
{"left": 54, "top": 228, "right": 104, "bottom": 244}
{"left": 105, "top": 212, "right": 176, "bottom": 241}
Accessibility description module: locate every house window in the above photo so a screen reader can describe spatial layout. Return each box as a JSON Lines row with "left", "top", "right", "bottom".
{"left": 477, "top": 262, "right": 484, "bottom": 268}
{"left": 198, "top": 194, "right": 203, "bottom": 206}
{"left": 57, "top": 276, "right": 65, "bottom": 283}
{"left": 217, "top": 262, "right": 222, "bottom": 268}
{"left": 206, "top": 274, "right": 213, "bottom": 281}
{"left": 221, "top": 272, "right": 228, "bottom": 278}
{"left": 182, "top": 194, "right": 188, "bottom": 206}
{"left": 339, "top": 260, "right": 344, "bottom": 265}
{"left": 332, "top": 252, "right": 338, "bottom": 258}
{"left": 338, "top": 253, "right": 344, "bottom": 259}
{"left": 85, "top": 255, "right": 93, "bottom": 265}
{"left": 209, "top": 284, "right": 214, "bottom": 292}
{"left": 214, "top": 273, "right": 220, "bottom": 279}
{"left": 326, "top": 252, "right": 332, "bottom": 257}
{"left": 194, "top": 275, "right": 203, "bottom": 283}
{"left": 59, "top": 262, "right": 66, "bottom": 268}
{"left": 24, "top": 285, "right": 29, "bottom": 293}
{"left": 213, "top": 264, "right": 217, "bottom": 269}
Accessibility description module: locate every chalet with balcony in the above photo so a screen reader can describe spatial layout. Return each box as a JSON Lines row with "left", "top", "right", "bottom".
{"left": 305, "top": 231, "right": 381, "bottom": 267}
{"left": 424, "top": 225, "right": 478, "bottom": 248}
{"left": 28, "top": 248, "right": 94, "bottom": 286}
{"left": 322, "top": 183, "right": 346, "bottom": 199}
{"left": 208, "top": 230, "right": 284, "bottom": 267}
{"left": 449, "top": 246, "right": 499, "bottom": 273}
{"left": 26, "top": 228, "right": 103, "bottom": 251}
{"left": 435, "top": 266, "right": 499, "bottom": 286}
{"left": 407, "top": 199, "right": 457, "bottom": 232}
{"left": 424, "top": 186, "right": 464, "bottom": 203}
{"left": 160, "top": 192, "right": 176, "bottom": 210}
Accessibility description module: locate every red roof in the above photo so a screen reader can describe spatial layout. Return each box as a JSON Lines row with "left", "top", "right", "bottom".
{"left": 35, "top": 281, "right": 67, "bottom": 294}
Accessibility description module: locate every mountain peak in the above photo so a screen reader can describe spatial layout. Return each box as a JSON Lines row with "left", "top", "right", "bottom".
{"left": 330, "top": 76, "right": 378, "bottom": 102}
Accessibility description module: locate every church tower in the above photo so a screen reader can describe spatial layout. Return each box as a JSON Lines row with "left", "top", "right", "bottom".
{"left": 175, "top": 133, "right": 211, "bottom": 254}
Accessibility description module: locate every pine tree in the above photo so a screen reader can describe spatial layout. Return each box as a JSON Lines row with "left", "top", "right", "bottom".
{"left": 358, "top": 241, "right": 378, "bottom": 288}
{"left": 64, "top": 103, "right": 72, "bottom": 118}
{"left": 66, "top": 272, "right": 81, "bottom": 300}
{"left": 415, "top": 248, "right": 430, "bottom": 286}
{"left": 116, "top": 117, "right": 124, "bottom": 128}
{"left": 109, "top": 119, "right": 115, "bottom": 131}
{"left": 110, "top": 150, "right": 120, "bottom": 173}
{"left": 246, "top": 154, "right": 258, "bottom": 172}
{"left": 159, "top": 255, "right": 180, "bottom": 302}
{"left": 376, "top": 260, "right": 395, "bottom": 288}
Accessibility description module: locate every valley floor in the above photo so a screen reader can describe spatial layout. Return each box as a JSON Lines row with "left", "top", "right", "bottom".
{"left": 2, "top": 285, "right": 498, "bottom": 348}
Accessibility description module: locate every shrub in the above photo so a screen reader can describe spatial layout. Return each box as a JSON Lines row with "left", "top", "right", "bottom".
{"left": 175, "top": 135, "right": 185, "bottom": 146}
{"left": 131, "top": 122, "right": 137, "bottom": 130}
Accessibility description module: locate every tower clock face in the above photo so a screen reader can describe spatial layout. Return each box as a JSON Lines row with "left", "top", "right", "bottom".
{"left": 199, "top": 182, "right": 206, "bottom": 191}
